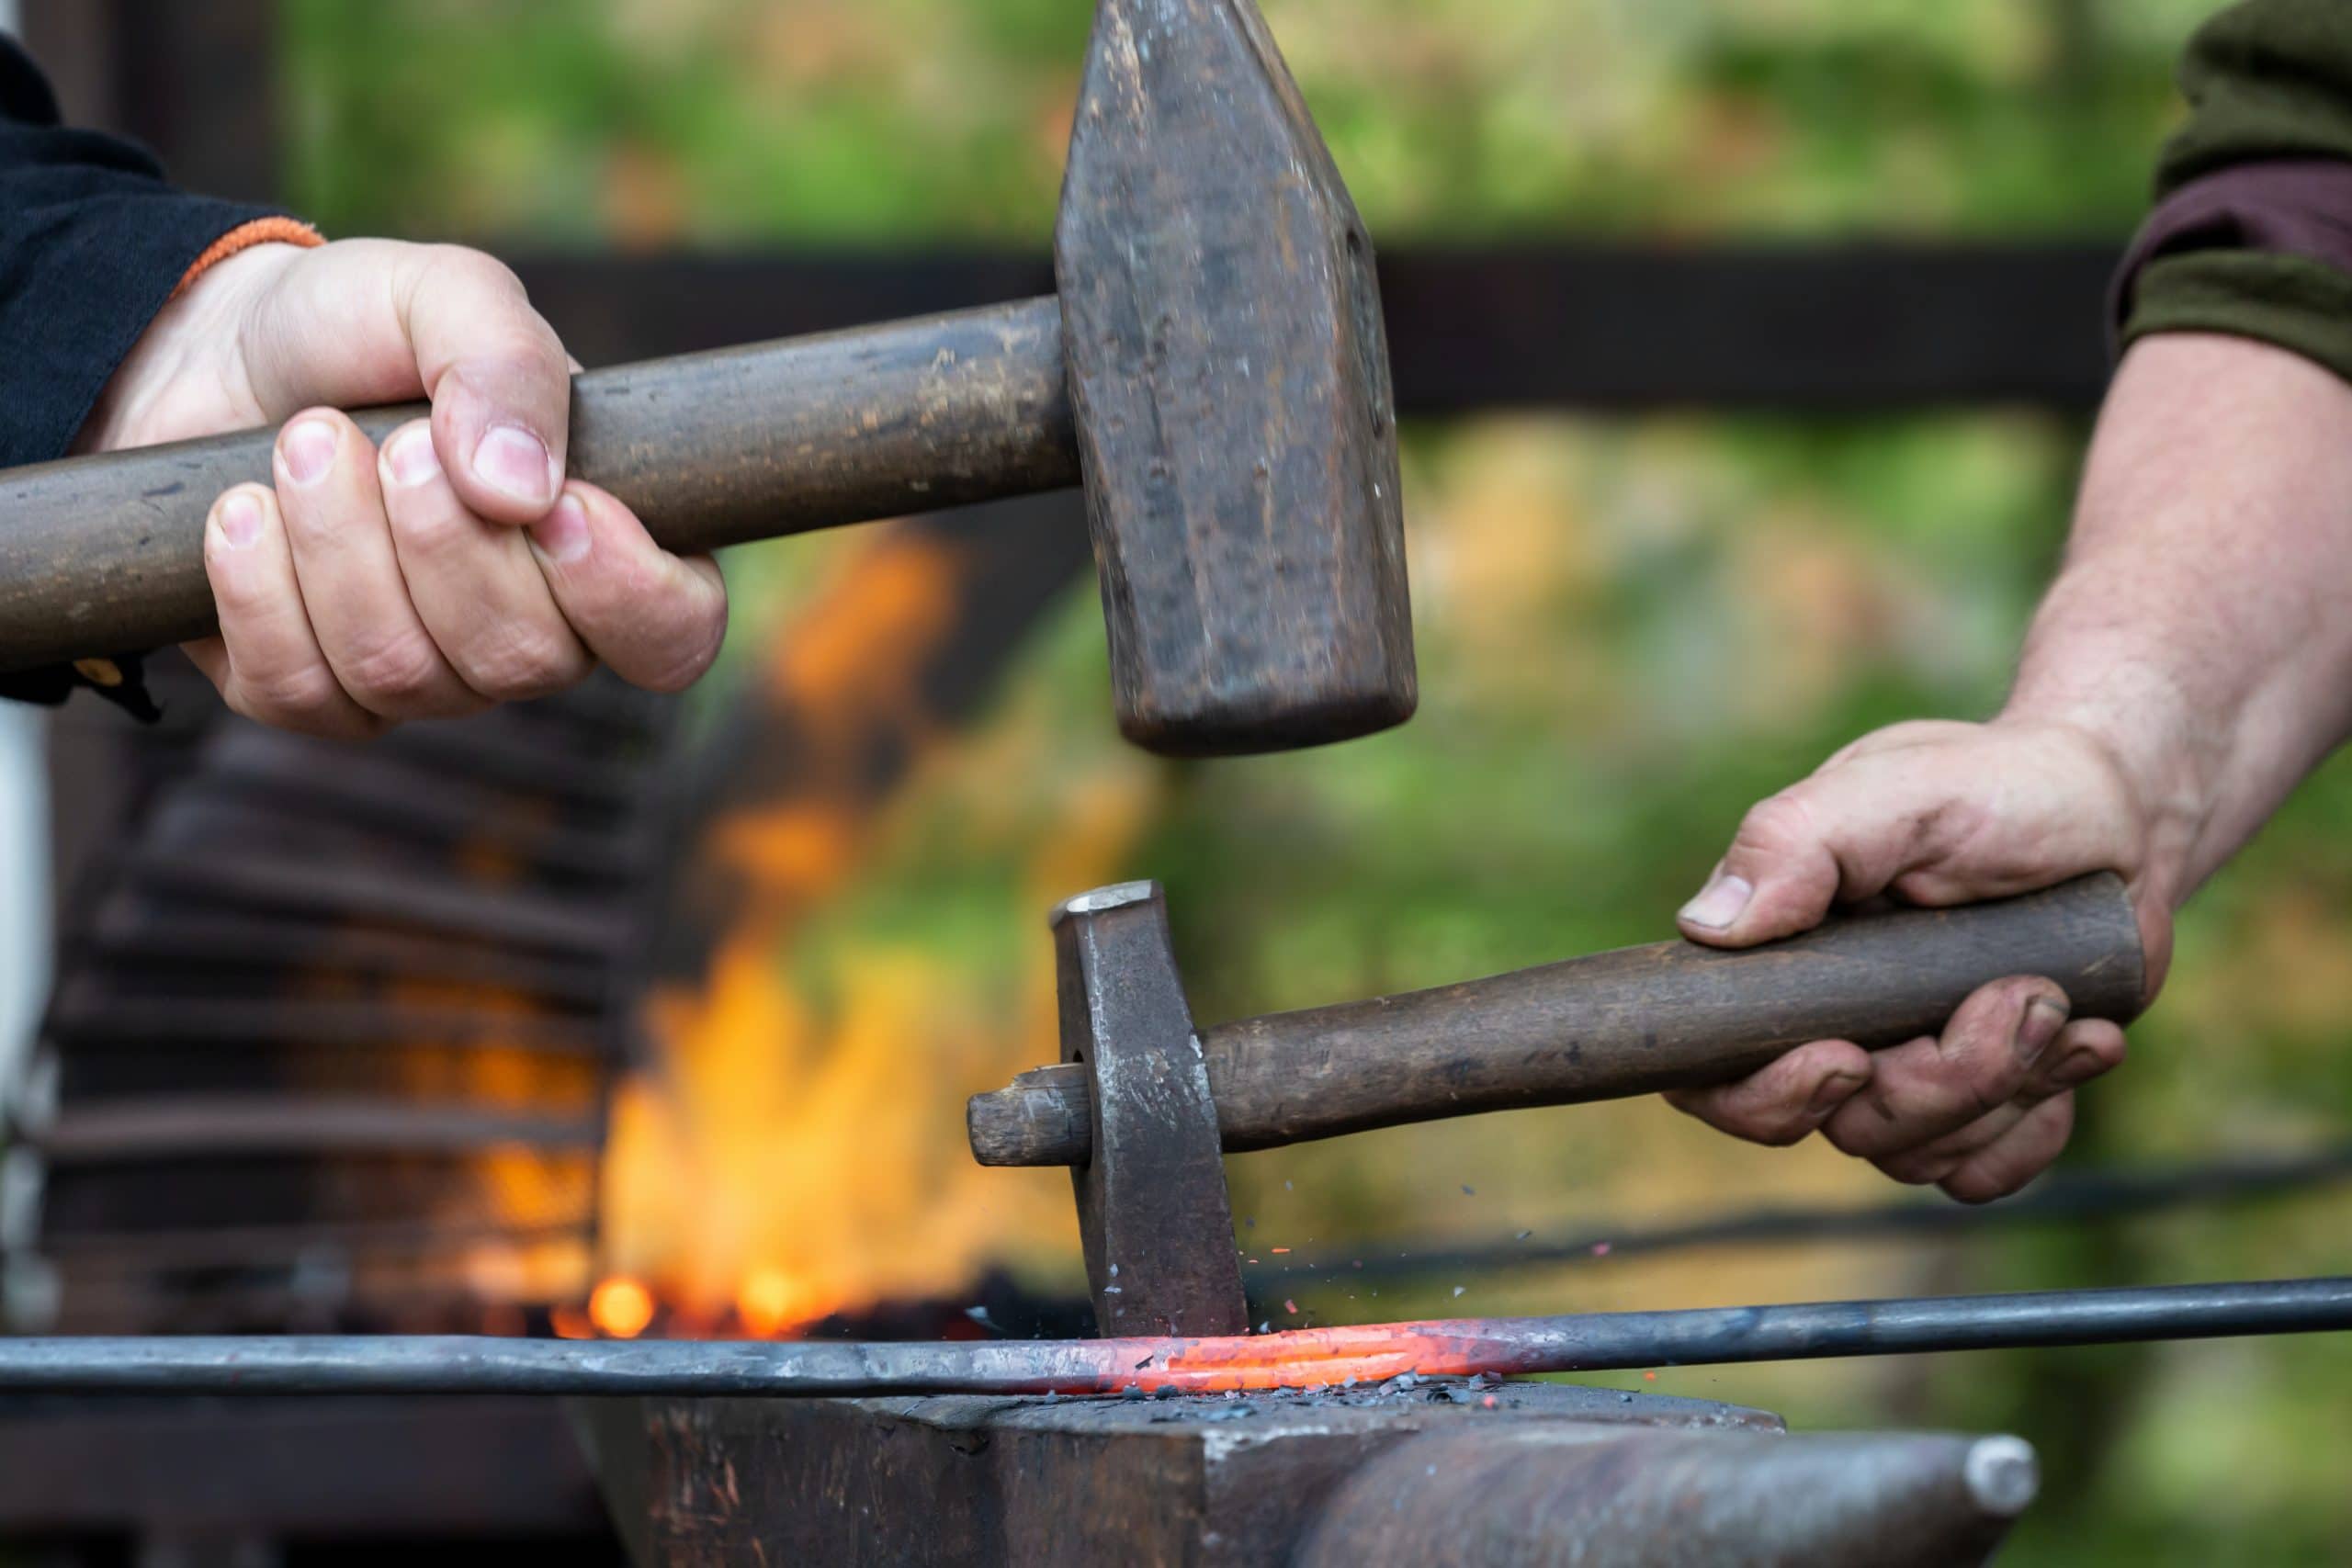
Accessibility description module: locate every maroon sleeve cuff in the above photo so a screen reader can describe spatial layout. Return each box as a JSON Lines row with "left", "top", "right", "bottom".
{"left": 2110, "top": 158, "right": 2352, "bottom": 345}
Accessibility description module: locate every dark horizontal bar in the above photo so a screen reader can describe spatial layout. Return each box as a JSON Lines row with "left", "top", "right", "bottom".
{"left": 32, "top": 1096, "right": 602, "bottom": 1163}
{"left": 38, "top": 1149, "right": 594, "bottom": 1229}
{"left": 84, "top": 901, "right": 612, "bottom": 1007}
{"left": 43, "top": 992, "right": 609, "bottom": 1056}
{"left": 30, "top": 1216, "right": 594, "bottom": 1267}
{"left": 505, "top": 242, "right": 2125, "bottom": 414}
{"left": 117, "top": 850, "right": 634, "bottom": 961}
{"left": 1, "top": 1277, "right": 2343, "bottom": 1396}
{"left": 194, "top": 732, "right": 650, "bottom": 879}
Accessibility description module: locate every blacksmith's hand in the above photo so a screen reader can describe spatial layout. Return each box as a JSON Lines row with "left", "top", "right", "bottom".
{"left": 1664, "top": 332, "right": 2352, "bottom": 1200}
{"left": 1666, "top": 719, "right": 2171, "bottom": 1202}
{"left": 78, "top": 239, "right": 728, "bottom": 736}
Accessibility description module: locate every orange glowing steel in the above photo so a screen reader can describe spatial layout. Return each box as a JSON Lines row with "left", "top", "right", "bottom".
{"left": 1070, "top": 1321, "right": 1550, "bottom": 1396}
{"left": 590, "top": 1277, "right": 657, "bottom": 1339}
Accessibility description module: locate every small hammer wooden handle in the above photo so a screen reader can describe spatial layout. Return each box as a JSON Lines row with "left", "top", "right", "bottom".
{"left": 0, "top": 299, "right": 1076, "bottom": 675}
{"left": 967, "top": 873, "right": 2145, "bottom": 1166}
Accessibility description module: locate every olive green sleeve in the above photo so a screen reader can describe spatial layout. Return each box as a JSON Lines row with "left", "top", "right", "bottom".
{"left": 2117, "top": 0, "right": 2352, "bottom": 381}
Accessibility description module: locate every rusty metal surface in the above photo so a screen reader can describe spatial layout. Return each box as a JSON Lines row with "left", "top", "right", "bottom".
{"left": 1051, "top": 883, "right": 1247, "bottom": 1337}
{"left": 1, "top": 1277, "right": 2346, "bottom": 1394}
{"left": 576, "top": 1381, "right": 1788, "bottom": 1567}
{"left": 1057, "top": 0, "right": 1414, "bottom": 754}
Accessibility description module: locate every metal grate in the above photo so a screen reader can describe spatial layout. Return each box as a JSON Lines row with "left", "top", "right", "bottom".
{"left": 3, "top": 674, "right": 677, "bottom": 1335}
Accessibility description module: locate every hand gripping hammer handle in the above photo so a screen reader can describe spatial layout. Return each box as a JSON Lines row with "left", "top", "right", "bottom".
{"left": 0, "top": 299, "right": 1075, "bottom": 674}
{"left": 967, "top": 874, "right": 2147, "bottom": 1166}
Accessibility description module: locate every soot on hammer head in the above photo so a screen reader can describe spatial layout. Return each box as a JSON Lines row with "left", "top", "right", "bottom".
{"left": 1056, "top": 0, "right": 1416, "bottom": 758}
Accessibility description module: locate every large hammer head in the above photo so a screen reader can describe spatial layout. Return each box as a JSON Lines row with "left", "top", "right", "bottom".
{"left": 1052, "top": 882, "right": 1249, "bottom": 1337}
{"left": 1057, "top": 0, "right": 1415, "bottom": 757}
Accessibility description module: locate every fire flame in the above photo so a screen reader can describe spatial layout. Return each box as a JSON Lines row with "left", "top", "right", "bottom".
{"left": 593, "top": 527, "right": 1150, "bottom": 1336}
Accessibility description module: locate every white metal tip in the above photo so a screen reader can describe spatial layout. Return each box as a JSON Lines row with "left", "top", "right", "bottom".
{"left": 1963, "top": 1435, "right": 2039, "bottom": 1517}
{"left": 1051, "top": 881, "right": 1160, "bottom": 924}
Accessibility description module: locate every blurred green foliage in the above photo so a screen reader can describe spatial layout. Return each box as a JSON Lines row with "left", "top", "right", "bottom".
{"left": 283, "top": 2, "right": 2352, "bottom": 1562}
{"left": 286, "top": 0, "right": 2218, "bottom": 242}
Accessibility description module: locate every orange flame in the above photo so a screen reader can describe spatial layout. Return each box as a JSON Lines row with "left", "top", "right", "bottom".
{"left": 593, "top": 528, "right": 1154, "bottom": 1334}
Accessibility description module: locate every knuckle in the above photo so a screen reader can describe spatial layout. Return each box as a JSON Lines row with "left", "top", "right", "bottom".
{"left": 1748, "top": 1114, "right": 1815, "bottom": 1149}
{"left": 1665, "top": 1089, "right": 1739, "bottom": 1134}
{"left": 427, "top": 243, "right": 526, "bottom": 301}
{"left": 1875, "top": 1151, "right": 1957, "bottom": 1187}
{"left": 1732, "top": 792, "right": 1816, "bottom": 857}
{"left": 387, "top": 493, "right": 474, "bottom": 555}
{"left": 423, "top": 246, "right": 562, "bottom": 374}
{"left": 1960, "top": 1074, "right": 2010, "bottom": 1121}
{"left": 1939, "top": 1166, "right": 2021, "bottom": 1205}
{"left": 641, "top": 611, "right": 727, "bottom": 694}
{"left": 1690, "top": 1088, "right": 1811, "bottom": 1148}
{"left": 243, "top": 662, "right": 344, "bottom": 719}
{"left": 1823, "top": 1116, "right": 1891, "bottom": 1160}
{"left": 585, "top": 547, "right": 662, "bottom": 608}
{"left": 458, "top": 623, "right": 585, "bottom": 701}
{"left": 338, "top": 634, "right": 446, "bottom": 710}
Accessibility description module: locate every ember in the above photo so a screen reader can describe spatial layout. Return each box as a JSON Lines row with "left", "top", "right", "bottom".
{"left": 589, "top": 1277, "right": 656, "bottom": 1339}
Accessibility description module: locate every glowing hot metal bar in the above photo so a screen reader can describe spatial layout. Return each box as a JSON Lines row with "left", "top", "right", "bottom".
{"left": 0, "top": 1276, "right": 2346, "bottom": 1396}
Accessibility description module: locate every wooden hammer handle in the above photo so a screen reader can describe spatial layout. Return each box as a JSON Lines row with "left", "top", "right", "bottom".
{"left": 0, "top": 298, "right": 1076, "bottom": 675}
{"left": 967, "top": 873, "right": 2145, "bottom": 1166}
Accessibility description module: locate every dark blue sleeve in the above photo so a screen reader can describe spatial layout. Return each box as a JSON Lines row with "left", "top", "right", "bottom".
{"left": 0, "top": 35, "right": 280, "bottom": 467}
{"left": 1, "top": 35, "right": 285, "bottom": 716}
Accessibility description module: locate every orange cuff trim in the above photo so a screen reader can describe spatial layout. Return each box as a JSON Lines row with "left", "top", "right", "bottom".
{"left": 170, "top": 217, "right": 324, "bottom": 301}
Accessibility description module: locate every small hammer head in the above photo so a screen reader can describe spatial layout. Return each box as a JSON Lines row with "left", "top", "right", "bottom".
{"left": 1052, "top": 881, "right": 1249, "bottom": 1337}
{"left": 1057, "top": 0, "right": 1416, "bottom": 757}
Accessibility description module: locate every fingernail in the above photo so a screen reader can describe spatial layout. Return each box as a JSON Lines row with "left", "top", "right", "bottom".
{"left": 530, "top": 492, "right": 592, "bottom": 565}
{"left": 386, "top": 426, "right": 442, "bottom": 487}
{"left": 1810, "top": 1069, "right": 1866, "bottom": 1114}
{"left": 2016, "top": 997, "right": 2069, "bottom": 1064}
{"left": 2051, "top": 1045, "right": 2107, "bottom": 1087}
{"left": 217, "top": 491, "right": 263, "bottom": 550}
{"left": 472, "top": 423, "right": 557, "bottom": 507}
{"left": 281, "top": 419, "right": 337, "bottom": 486}
{"left": 1678, "top": 873, "right": 1754, "bottom": 931}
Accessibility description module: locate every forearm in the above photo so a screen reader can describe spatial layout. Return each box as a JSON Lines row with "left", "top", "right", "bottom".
{"left": 2006, "top": 332, "right": 2352, "bottom": 905}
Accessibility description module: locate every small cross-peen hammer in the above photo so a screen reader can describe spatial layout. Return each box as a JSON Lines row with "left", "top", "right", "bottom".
{"left": 0, "top": 0, "right": 1412, "bottom": 758}
{"left": 967, "top": 875, "right": 2145, "bottom": 1337}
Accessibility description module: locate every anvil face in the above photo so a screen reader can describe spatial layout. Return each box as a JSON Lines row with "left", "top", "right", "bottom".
{"left": 584, "top": 1380, "right": 2032, "bottom": 1567}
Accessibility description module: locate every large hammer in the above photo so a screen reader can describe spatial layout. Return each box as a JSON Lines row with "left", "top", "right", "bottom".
{"left": 972, "top": 876, "right": 2146, "bottom": 1337}
{"left": 0, "top": 0, "right": 1411, "bottom": 758}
